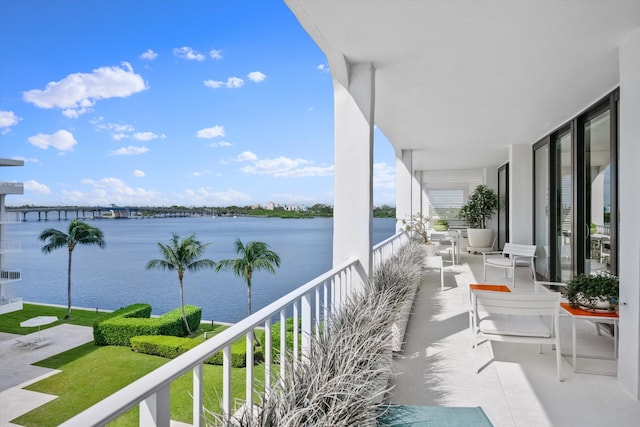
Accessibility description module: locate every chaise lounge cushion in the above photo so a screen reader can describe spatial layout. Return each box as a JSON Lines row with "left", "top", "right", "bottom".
{"left": 478, "top": 313, "right": 551, "bottom": 338}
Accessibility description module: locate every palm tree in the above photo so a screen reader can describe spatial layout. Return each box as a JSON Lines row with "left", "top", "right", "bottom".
{"left": 145, "top": 233, "right": 215, "bottom": 335}
{"left": 39, "top": 219, "right": 106, "bottom": 319}
{"left": 216, "top": 239, "right": 281, "bottom": 317}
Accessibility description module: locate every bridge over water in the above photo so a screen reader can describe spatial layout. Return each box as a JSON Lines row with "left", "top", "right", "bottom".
{"left": 4, "top": 206, "right": 209, "bottom": 221}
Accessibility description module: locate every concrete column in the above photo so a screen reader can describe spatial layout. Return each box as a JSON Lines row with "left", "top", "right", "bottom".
{"left": 509, "top": 145, "right": 533, "bottom": 244}
{"left": 618, "top": 28, "right": 640, "bottom": 400}
{"left": 333, "top": 62, "right": 375, "bottom": 282}
{"left": 396, "top": 150, "right": 413, "bottom": 232}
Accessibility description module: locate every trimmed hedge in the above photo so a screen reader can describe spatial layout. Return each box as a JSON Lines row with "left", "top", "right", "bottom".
{"left": 259, "top": 317, "right": 301, "bottom": 362}
{"left": 130, "top": 335, "right": 264, "bottom": 368}
{"left": 93, "top": 304, "right": 202, "bottom": 346}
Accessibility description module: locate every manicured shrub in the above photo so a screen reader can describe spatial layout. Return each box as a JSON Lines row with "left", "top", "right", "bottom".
{"left": 93, "top": 304, "right": 202, "bottom": 346}
{"left": 259, "top": 317, "right": 300, "bottom": 363}
{"left": 93, "top": 304, "right": 152, "bottom": 345}
{"left": 130, "top": 334, "right": 264, "bottom": 368}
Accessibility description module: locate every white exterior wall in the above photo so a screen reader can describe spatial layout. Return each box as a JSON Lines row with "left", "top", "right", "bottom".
{"left": 618, "top": 28, "right": 640, "bottom": 400}
{"left": 509, "top": 144, "right": 533, "bottom": 244}
{"left": 332, "top": 63, "right": 375, "bottom": 281}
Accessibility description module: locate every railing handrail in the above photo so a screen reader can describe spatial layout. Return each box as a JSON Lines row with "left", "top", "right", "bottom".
{"left": 62, "top": 232, "right": 409, "bottom": 426}
{"left": 61, "top": 257, "right": 361, "bottom": 426}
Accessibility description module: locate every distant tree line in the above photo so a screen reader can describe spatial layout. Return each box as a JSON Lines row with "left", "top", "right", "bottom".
{"left": 9, "top": 203, "right": 395, "bottom": 218}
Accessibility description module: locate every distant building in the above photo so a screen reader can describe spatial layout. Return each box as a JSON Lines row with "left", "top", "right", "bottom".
{"left": 0, "top": 158, "right": 24, "bottom": 314}
{"left": 264, "top": 202, "right": 276, "bottom": 210}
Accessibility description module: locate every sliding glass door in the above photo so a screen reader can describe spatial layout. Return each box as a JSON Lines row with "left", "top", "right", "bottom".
{"left": 532, "top": 89, "right": 618, "bottom": 281}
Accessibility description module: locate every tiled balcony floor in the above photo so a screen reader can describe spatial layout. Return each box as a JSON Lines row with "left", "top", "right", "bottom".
{"left": 388, "top": 251, "right": 640, "bottom": 427}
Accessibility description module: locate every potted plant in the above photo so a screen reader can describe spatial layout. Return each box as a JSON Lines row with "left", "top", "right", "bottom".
{"left": 432, "top": 219, "right": 449, "bottom": 231}
{"left": 457, "top": 184, "right": 499, "bottom": 249}
{"left": 565, "top": 273, "right": 619, "bottom": 312}
{"left": 401, "top": 213, "right": 437, "bottom": 256}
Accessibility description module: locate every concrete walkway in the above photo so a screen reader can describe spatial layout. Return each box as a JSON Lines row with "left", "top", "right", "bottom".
{"left": 0, "top": 324, "right": 94, "bottom": 426}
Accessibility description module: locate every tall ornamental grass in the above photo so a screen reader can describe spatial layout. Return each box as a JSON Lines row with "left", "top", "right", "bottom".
{"left": 211, "top": 239, "right": 425, "bottom": 426}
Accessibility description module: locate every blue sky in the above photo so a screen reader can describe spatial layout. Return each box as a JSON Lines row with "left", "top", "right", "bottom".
{"left": 0, "top": 0, "right": 396, "bottom": 208}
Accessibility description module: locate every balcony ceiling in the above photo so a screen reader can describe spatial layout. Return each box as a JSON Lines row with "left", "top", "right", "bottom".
{"left": 286, "top": 0, "right": 640, "bottom": 171}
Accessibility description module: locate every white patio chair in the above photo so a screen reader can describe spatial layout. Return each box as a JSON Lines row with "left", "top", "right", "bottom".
{"left": 482, "top": 243, "right": 536, "bottom": 287}
{"left": 472, "top": 290, "right": 563, "bottom": 381}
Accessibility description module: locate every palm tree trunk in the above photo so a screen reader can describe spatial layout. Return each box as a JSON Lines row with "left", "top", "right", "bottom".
{"left": 248, "top": 279, "right": 258, "bottom": 344}
{"left": 66, "top": 249, "right": 73, "bottom": 319}
{"left": 179, "top": 277, "right": 192, "bottom": 335}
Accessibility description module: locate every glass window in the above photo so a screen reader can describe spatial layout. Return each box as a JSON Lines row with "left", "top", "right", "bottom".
{"left": 534, "top": 145, "right": 549, "bottom": 279}
{"left": 584, "top": 108, "right": 611, "bottom": 274}
{"left": 555, "top": 130, "right": 572, "bottom": 281}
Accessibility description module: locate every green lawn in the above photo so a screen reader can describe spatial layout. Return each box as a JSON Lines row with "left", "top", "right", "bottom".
{"left": 0, "top": 303, "right": 109, "bottom": 334}
{"left": 1, "top": 305, "right": 268, "bottom": 426}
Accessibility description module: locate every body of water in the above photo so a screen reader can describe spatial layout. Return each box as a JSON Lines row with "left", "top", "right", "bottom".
{"left": 3, "top": 215, "right": 396, "bottom": 322}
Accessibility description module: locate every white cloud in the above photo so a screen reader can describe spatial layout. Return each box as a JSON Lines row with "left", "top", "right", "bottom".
{"left": 22, "top": 62, "right": 147, "bottom": 117}
{"left": 0, "top": 110, "right": 20, "bottom": 128}
{"left": 140, "top": 49, "right": 158, "bottom": 60}
{"left": 191, "top": 170, "right": 211, "bottom": 177}
{"left": 28, "top": 130, "right": 77, "bottom": 151}
{"left": 24, "top": 180, "right": 51, "bottom": 194}
{"left": 209, "top": 49, "right": 223, "bottom": 59}
{"left": 133, "top": 169, "right": 145, "bottom": 177}
{"left": 240, "top": 156, "right": 310, "bottom": 176}
{"left": 236, "top": 151, "right": 258, "bottom": 161}
{"left": 209, "top": 141, "right": 233, "bottom": 148}
{"left": 173, "top": 46, "right": 205, "bottom": 61}
{"left": 226, "top": 77, "right": 244, "bottom": 88}
{"left": 181, "top": 188, "right": 251, "bottom": 204}
{"left": 70, "top": 177, "right": 163, "bottom": 205}
{"left": 317, "top": 64, "right": 330, "bottom": 73}
{"left": 109, "top": 146, "right": 149, "bottom": 156}
{"left": 196, "top": 125, "right": 225, "bottom": 139}
{"left": 204, "top": 79, "right": 224, "bottom": 89}
{"left": 276, "top": 165, "right": 334, "bottom": 177}
{"left": 204, "top": 77, "right": 247, "bottom": 89}
{"left": 12, "top": 156, "right": 41, "bottom": 164}
{"left": 238, "top": 153, "right": 334, "bottom": 177}
{"left": 373, "top": 162, "right": 396, "bottom": 189}
{"left": 112, "top": 133, "right": 129, "bottom": 141}
{"left": 247, "top": 71, "right": 266, "bottom": 83}
{"left": 133, "top": 132, "right": 165, "bottom": 141}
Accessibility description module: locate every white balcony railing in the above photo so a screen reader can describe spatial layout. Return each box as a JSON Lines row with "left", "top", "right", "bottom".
{"left": 0, "top": 181, "right": 24, "bottom": 195}
{"left": 0, "top": 212, "right": 22, "bottom": 224}
{"left": 373, "top": 231, "right": 409, "bottom": 270}
{"left": 0, "top": 240, "right": 21, "bottom": 252}
{"left": 0, "top": 269, "right": 21, "bottom": 282}
{"left": 61, "top": 232, "right": 407, "bottom": 427}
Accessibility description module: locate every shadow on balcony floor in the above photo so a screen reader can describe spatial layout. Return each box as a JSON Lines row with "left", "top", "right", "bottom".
{"left": 387, "top": 251, "right": 640, "bottom": 427}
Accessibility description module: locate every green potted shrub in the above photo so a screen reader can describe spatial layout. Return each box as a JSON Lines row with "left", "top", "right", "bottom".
{"left": 457, "top": 184, "right": 499, "bottom": 249}
{"left": 432, "top": 219, "right": 449, "bottom": 231}
{"left": 565, "top": 273, "right": 619, "bottom": 312}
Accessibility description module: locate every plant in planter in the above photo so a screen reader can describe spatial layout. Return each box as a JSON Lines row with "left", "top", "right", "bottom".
{"left": 432, "top": 219, "right": 449, "bottom": 231}
{"left": 457, "top": 184, "right": 499, "bottom": 250}
{"left": 565, "top": 273, "right": 619, "bottom": 312}
{"left": 401, "top": 213, "right": 438, "bottom": 255}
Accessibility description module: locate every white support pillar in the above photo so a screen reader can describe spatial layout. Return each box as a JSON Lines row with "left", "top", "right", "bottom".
{"left": 618, "top": 28, "right": 640, "bottom": 400}
{"left": 395, "top": 149, "right": 415, "bottom": 231}
{"left": 333, "top": 62, "right": 375, "bottom": 282}
{"left": 509, "top": 145, "right": 533, "bottom": 244}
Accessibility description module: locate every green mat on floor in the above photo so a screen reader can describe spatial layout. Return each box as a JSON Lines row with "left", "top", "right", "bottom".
{"left": 377, "top": 405, "right": 493, "bottom": 426}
